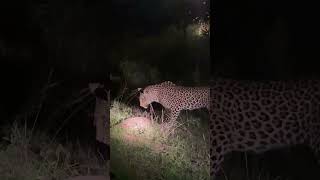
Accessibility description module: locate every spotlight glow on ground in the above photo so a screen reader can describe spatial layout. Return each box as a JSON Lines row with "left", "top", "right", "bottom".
{"left": 120, "top": 117, "right": 152, "bottom": 135}
{"left": 113, "top": 116, "right": 169, "bottom": 153}
{"left": 118, "top": 117, "right": 154, "bottom": 144}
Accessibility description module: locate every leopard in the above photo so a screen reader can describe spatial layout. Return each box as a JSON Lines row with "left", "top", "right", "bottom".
{"left": 138, "top": 81, "right": 210, "bottom": 122}
{"left": 210, "top": 79, "right": 320, "bottom": 178}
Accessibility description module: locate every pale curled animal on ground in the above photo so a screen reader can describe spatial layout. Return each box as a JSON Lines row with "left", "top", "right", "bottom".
{"left": 138, "top": 81, "right": 210, "bottom": 122}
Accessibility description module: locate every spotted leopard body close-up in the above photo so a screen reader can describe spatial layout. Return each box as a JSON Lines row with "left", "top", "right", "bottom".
{"left": 138, "top": 81, "right": 210, "bottom": 122}
{"left": 210, "top": 79, "right": 320, "bottom": 178}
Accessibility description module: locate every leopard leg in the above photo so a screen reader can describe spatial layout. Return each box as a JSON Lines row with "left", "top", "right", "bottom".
{"left": 164, "top": 108, "right": 180, "bottom": 122}
{"left": 210, "top": 109, "right": 230, "bottom": 179}
{"left": 310, "top": 130, "right": 320, "bottom": 165}
{"left": 211, "top": 138, "right": 226, "bottom": 179}
{"left": 309, "top": 107, "right": 320, "bottom": 165}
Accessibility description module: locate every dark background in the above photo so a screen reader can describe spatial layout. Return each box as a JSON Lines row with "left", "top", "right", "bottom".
{"left": 212, "top": 0, "right": 320, "bottom": 80}
{"left": 0, "top": 0, "right": 209, "bottom": 143}
{"left": 0, "top": 0, "right": 112, "bottom": 142}
{"left": 213, "top": 0, "right": 320, "bottom": 179}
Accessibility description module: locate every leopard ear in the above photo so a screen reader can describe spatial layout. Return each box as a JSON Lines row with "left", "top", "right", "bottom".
{"left": 162, "top": 81, "right": 176, "bottom": 86}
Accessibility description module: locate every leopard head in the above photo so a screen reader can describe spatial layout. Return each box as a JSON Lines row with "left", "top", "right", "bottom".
{"left": 139, "top": 86, "right": 158, "bottom": 109}
{"left": 138, "top": 81, "right": 176, "bottom": 109}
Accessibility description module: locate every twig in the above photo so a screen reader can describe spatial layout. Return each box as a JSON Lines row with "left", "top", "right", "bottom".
{"left": 31, "top": 68, "right": 54, "bottom": 136}
{"left": 245, "top": 151, "right": 249, "bottom": 180}
{"left": 221, "top": 167, "right": 229, "bottom": 180}
{"left": 46, "top": 89, "right": 91, "bottom": 125}
{"left": 150, "top": 104, "right": 155, "bottom": 123}
{"left": 49, "top": 96, "right": 95, "bottom": 145}
{"left": 115, "top": 79, "right": 127, "bottom": 102}
{"left": 125, "top": 88, "right": 140, "bottom": 104}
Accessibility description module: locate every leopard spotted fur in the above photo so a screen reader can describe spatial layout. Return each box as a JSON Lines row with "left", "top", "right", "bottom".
{"left": 139, "top": 81, "right": 210, "bottom": 121}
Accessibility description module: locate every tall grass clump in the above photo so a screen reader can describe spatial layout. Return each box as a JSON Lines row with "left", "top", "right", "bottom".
{"left": 0, "top": 121, "right": 108, "bottom": 180}
{"left": 110, "top": 101, "right": 133, "bottom": 127}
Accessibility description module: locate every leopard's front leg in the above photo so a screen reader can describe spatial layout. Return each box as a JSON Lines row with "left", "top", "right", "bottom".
{"left": 164, "top": 108, "right": 181, "bottom": 122}
{"left": 210, "top": 139, "right": 226, "bottom": 179}
{"left": 210, "top": 110, "right": 230, "bottom": 179}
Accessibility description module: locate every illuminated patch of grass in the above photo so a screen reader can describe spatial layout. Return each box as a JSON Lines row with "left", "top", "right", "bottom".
{"left": 110, "top": 101, "right": 133, "bottom": 127}
{"left": 110, "top": 100, "right": 210, "bottom": 180}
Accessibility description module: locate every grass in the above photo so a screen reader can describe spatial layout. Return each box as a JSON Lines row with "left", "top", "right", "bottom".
{"left": 0, "top": 121, "right": 108, "bottom": 180}
{"left": 110, "top": 100, "right": 210, "bottom": 180}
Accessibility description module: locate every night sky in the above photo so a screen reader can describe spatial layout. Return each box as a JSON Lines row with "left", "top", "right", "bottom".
{"left": 213, "top": 0, "right": 320, "bottom": 79}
